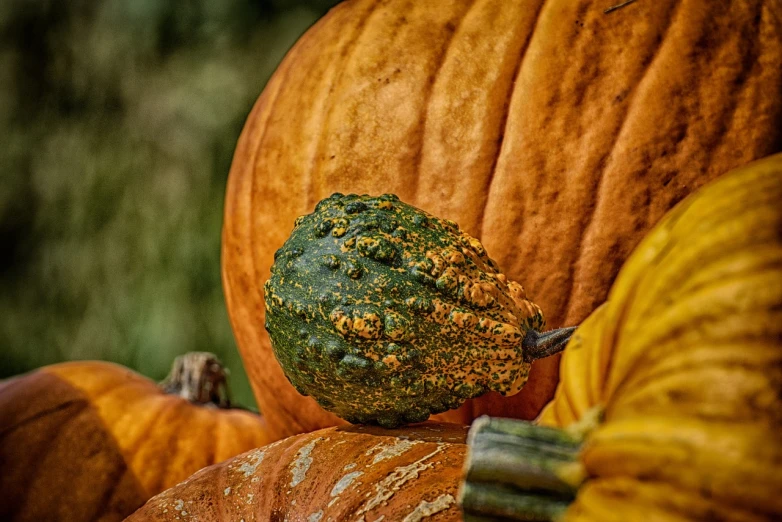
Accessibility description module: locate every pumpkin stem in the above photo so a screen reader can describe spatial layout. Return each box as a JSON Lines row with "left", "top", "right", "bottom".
{"left": 459, "top": 416, "right": 586, "bottom": 521}
{"left": 159, "top": 352, "right": 232, "bottom": 408}
{"left": 522, "top": 327, "right": 577, "bottom": 363}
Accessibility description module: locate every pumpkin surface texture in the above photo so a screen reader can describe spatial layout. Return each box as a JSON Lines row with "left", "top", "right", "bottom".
{"left": 461, "top": 154, "right": 782, "bottom": 521}
{"left": 0, "top": 353, "right": 271, "bottom": 522}
{"left": 222, "top": 0, "right": 782, "bottom": 440}
{"left": 127, "top": 422, "right": 467, "bottom": 521}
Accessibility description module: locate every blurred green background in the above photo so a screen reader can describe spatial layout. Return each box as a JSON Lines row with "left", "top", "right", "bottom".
{"left": 0, "top": 0, "right": 341, "bottom": 409}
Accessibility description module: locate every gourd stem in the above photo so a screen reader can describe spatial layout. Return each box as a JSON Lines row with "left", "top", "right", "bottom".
{"left": 460, "top": 483, "right": 571, "bottom": 521}
{"left": 460, "top": 416, "right": 585, "bottom": 521}
{"left": 159, "top": 352, "right": 232, "bottom": 408}
{"left": 522, "top": 327, "right": 577, "bottom": 363}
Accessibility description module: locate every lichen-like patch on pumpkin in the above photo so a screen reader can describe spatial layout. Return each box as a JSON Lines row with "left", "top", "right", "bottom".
{"left": 367, "top": 439, "right": 423, "bottom": 464}
{"left": 328, "top": 470, "right": 365, "bottom": 508}
{"left": 236, "top": 449, "right": 265, "bottom": 477}
{"left": 290, "top": 438, "right": 321, "bottom": 487}
{"left": 355, "top": 444, "right": 447, "bottom": 519}
{"left": 402, "top": 494, "right": 456, "bottom": 521}
{"left": 331, "top": 471, "right": 364, "bottom": 497}
{"left": 265, "top": 193, "right": 545, "bottom": 427}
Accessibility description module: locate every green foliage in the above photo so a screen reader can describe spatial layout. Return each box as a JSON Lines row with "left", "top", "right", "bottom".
{"left": 0, "top": 0, "right": 340, "bottom": 408}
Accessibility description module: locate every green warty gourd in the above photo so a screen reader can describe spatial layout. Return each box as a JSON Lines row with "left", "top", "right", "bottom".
{"left": 264, "top": 193, "right": 574, "bottom": 428}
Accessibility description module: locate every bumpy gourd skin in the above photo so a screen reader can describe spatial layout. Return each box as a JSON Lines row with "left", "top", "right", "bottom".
{"left": 264, "top": 193, "right": 544, "bottom": 428}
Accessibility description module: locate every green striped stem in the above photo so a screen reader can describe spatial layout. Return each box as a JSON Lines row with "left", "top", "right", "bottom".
{"left": 459, "top": 415, "right": 592, "bottom": 521}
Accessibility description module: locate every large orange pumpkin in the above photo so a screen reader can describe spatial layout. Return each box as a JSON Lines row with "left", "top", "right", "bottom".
{"left": 0, "top": 354, "right": 271, "bottom": 522}
{"left": 222, "top": 0, "right": 782, "bottom": 440}
{"left": 128, "top": 422, "right": 466, "bottom": 521}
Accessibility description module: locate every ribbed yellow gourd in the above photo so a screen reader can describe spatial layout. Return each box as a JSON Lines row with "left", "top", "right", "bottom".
{"left": 463, "top": 154, "right": 782, "bottom": 521}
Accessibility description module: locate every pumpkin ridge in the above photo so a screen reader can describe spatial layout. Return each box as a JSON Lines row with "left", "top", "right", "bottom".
{"left": 143, "top": 403, "right": 192, "bottom": 496}
{"left": 207, "top": 411, "right": 222, "bottom": 471}
{"left": 409, "top": 0, "right": 478, "bottom": 199}
{"left": 47, "top": 363, "right": 156, "bottom": 404}
{"left": 558, "top": 0, "right": 682, "bottom": 326}
{"left": 2, "top": 396, "right": 93, "bottom": 518}
{"left": 125, "top": 398, "right": 179, "bottom": 481}
{"left": 582, "top": 418, "right": 778, "bottom": 504}
{"left": 307, "top": 0, "right": 385, "bottom": 210}
{"left": 674, "top": 261, "right": 782, "bottom": 309}
{"left": 246, "top": 33, "right": 302, "bottom": 295}
{"left": 233, "top": 87, "right": 283, "bottom": 398}
{"left": 83, "top": 450, "right": 135, "bottom": 522}
{"left": 220, "top": 68, "right": 271, "bottom": 332}
{"left": 0, "top": 372, "right": 33, "bottom": 396}
{"left": 584, "top": 306, "right": 609, "bottom": 413}
{"left": 547, "top": 3, "right": 776, "bottom": 330}
{"left": 216, "top": 464, "right": 229, "bottom": 522}
{"left": 0, "top": 398, "right": 86, "bottom": 439}
{"left": 475, "top": 0, "right": 547, "bottom": 240}
{"left": 668, "top": 245, "right": 782, "bottom": 303}
{"left": 83, "top": 372, "right": 167, "bottom": 434}
{"left": 12, "top": 396, "right": 97, "bottom": 518}
{"left": 244, "top": 28, "right": 322, "bottom": 438}
{"left": 352, "top": 441, "right": 450, "bottom": 517}
{"left": 704, "top": 0, "right": 763, "bottom": 158}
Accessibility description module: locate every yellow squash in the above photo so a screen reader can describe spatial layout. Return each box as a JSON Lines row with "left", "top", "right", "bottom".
{"left": 462, "top": 153, "right": 782, "bottom": 521}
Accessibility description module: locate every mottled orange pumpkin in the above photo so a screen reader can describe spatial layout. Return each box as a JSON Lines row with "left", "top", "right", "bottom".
{"left": 128, "top": 422, "right": 466, "bottom": 521}
{"left": 0, "top": 354, "right": 271, "bottom": 522}
{"left": 222, "top": 0, "right": 782, "bottom": 441}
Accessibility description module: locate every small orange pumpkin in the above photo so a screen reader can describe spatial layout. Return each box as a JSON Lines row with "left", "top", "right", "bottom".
{"left": 128, "top": 422, "right": 466, "bottom": 521}
{"left": 0, "top": 353, "right": 271, "bottom": 522}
